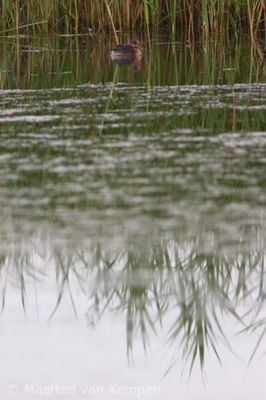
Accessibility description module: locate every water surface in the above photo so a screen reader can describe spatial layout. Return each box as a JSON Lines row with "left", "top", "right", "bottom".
{"left": 0, "top": 35, "right": 266, "bottom": 399}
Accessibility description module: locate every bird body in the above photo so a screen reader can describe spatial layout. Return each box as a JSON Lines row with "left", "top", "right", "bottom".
{"left": 111, "top": 38, "right": 143, "bottom": 59}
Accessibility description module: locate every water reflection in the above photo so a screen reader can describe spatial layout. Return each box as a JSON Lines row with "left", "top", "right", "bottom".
{"left": 1, "top": 35, "right": 266, "bottom": 386}
{"left": 111, "top": 56, "right": 142, "bottom": 72}
{"left": 1, "top": 80, "right": 266, "bottom": 249}
{"left": 0, "top": 35, "right": 265, "bottom": 89}
{"left": 1, "top": 231, "right": 266, "bottom": 372}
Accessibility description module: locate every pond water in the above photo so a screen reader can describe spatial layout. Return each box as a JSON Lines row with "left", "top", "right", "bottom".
{"left": 0, "top": 35, "right": 266, "bottom": 399}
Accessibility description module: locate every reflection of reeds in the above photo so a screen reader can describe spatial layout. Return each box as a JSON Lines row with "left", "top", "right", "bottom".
{"left": 1, "top": 234, "right": 266, "bottom": 372}
{"left": 0, "top": 1, "right": 265, "bottom": 38}
{"left": 0, "top": 36, "right": 265, "bottom": 91}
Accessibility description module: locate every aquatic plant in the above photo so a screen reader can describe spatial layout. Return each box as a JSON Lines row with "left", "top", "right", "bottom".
{"left": 0, "top": 1, "right": 265, "bottom": 39}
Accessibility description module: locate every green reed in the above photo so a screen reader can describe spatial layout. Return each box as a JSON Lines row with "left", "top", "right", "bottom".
{"left": 0, "top": 1, "right": 265, "bottom": 39}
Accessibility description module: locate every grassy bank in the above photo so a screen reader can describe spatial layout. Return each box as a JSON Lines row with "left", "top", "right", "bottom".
{"left": 0, "top": 0, "right": 265, "bottom": 38}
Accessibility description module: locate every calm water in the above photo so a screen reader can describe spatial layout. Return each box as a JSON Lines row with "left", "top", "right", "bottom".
{"left": 1, "top": 35, "right": 266, "bottom": 399}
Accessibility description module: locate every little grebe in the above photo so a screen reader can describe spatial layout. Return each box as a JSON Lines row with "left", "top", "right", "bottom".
{"left": 111, "top": 38, "right": 143, "bottom": 59}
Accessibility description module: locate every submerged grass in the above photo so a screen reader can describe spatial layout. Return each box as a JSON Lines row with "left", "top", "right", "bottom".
{"left": 0, "top": 1, "right": 265, "bottom": 39}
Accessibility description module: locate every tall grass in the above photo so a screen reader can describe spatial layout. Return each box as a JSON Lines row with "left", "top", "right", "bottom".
{"left": 0, "top": 1, "right": 265, "bottom": 38}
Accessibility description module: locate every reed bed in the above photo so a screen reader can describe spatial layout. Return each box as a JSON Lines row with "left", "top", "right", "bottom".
{"left": 0, "top": 0, "right": 265, "bottom": 38}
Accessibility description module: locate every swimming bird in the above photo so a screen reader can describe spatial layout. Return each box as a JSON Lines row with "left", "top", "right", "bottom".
{"left": 111, "top": 38, "right": 142, "bottom": 56}
{"left": 110, "top": 38, "right": 143, "bottom": 70}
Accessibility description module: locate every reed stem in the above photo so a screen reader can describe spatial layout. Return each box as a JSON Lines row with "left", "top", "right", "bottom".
{"left": 103, "top": 0, "right": 119, "bottom": 45}
{"left": 0, "top": 1, "right": 264, "bottom": 38}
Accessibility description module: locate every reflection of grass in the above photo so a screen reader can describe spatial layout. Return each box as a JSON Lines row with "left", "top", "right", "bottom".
{"left": 1, "top": 234, "right": 266, "bottom": 372}
{"left": 0, "top": 36, "right": 265, "bottom": 90}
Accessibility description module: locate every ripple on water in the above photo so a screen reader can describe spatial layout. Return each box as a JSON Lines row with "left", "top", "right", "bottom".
{"left": 0, "top": 82, "right": 266, "bottom": 249}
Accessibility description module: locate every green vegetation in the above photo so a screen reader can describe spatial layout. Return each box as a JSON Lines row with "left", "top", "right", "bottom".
{"left": 0, "top": 1, "right": 265, "bottom": 38}
{"left": 0, "top": 36, "right": 265, "bottom": 90}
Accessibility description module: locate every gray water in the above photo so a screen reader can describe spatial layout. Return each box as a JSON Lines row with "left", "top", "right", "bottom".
{"left": 1, "top": 36, "right": 266, "bottom": 399}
